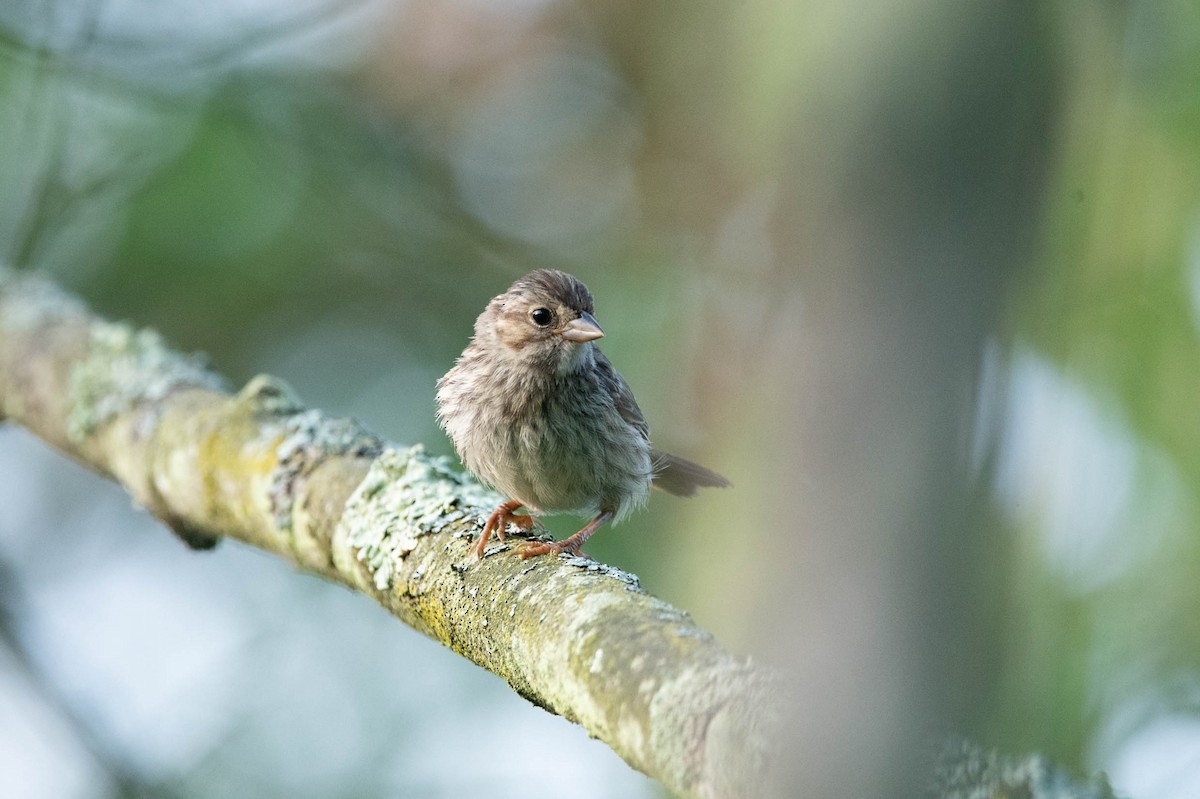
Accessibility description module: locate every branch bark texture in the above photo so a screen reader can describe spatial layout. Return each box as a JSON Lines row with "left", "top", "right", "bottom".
{"left": 0, "top": 268, "right": 778, "bottom": 799}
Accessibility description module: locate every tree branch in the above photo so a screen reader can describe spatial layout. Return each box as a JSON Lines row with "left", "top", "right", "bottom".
{"left": 0, "top": 267, "right": 779, "bottom": 799}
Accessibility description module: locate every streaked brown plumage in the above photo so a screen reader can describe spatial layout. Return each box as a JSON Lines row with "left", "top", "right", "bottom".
{"left": 435, "top": 269, "right": 728, "bottom": 560}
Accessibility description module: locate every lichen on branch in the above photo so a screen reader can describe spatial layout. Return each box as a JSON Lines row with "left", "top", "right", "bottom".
{"left": 338, "top": 444, "right": 498, "bottom": 591}
{"left": 0, "top": 266, "right": 780, "bottom": 799}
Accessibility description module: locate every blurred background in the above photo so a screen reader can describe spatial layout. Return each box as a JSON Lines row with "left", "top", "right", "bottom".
{"left": 1, "top": 0, "right": 1199, "bottom": 796}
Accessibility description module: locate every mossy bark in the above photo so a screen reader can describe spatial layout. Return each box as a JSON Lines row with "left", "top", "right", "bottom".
{"left": 0, "top": 268, "right": 779, "bottom": 799}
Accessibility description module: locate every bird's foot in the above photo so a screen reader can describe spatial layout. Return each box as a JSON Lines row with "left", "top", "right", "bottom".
{"left": 517, "top": 511, "right": 613, "bottom": 561}
{"left": 472, "top": 500, "right": 539, "bottom": 560}
{"left": 518, "top": 539, "right": 580, "bottom": 560}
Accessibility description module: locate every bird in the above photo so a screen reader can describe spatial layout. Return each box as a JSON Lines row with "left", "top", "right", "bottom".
{"left": 435, "top": 269, "right": 728, "bottom": 560}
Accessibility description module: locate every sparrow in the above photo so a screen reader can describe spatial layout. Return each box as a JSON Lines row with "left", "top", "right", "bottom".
{"left": 435, "top": 269, "right": 728, "bottom": 560}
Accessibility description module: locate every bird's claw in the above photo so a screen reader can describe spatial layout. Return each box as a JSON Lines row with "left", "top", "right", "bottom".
{"left": 518, "top": 540, "right": 580, "bottom": 560}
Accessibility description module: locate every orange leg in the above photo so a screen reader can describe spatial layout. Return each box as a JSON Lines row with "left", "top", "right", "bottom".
{"left": 472, "top": 500, "right": 538, "bottom": 560}
{"left": 519, "top": 511, "right": 613, "bottom": 560}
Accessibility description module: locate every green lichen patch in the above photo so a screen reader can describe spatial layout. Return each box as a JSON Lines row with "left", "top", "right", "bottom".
{"left": 339, "top": 445, "right": 501, "bottom": 591}
{"left": 269, "top": 409, "right": 383, "bottom": 530}
{"left": 66, "top": 322, "right": 224, "bottom": 443}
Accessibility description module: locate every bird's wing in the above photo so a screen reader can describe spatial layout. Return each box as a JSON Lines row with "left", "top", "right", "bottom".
{"left": 593, "top": 349, "right": 730, "bottom": 496}
{"left": 593, "top": 349, "right": 650, "bottom": 441}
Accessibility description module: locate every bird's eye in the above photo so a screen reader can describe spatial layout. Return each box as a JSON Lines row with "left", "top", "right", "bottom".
{"left": 530, "top": 307, "right": 553, "bottom": 326}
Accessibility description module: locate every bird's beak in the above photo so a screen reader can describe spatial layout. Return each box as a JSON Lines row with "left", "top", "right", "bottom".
{"left": 560, "top": 311, "right": 604, "bottom": 343}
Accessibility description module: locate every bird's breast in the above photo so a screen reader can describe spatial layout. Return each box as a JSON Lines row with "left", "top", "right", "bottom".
{"left": 439, "top": 362, "right": 651, "bottom": 518}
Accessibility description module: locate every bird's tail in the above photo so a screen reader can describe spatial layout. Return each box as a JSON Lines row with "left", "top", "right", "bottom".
{"left": 650, "top": 449, "right": 730, "bottom": 497}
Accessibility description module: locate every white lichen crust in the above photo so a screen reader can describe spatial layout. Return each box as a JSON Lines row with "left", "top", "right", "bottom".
{"left": 0, "top": 267, "right": 86, "bottom": 331}
{"left": 337, "top": 445, "right": 500, "bottom": 590}
{"left": 269, "top": 407, "right": 383, "bottom": 531}
{"left": 934, "top": 739, "right": 1118, "bottom": 799}
{"left": 67, "top": 322, "right": 224, "bottom": 443}
{"left": 558, "top": 554, "right": 642, "bottom": 590}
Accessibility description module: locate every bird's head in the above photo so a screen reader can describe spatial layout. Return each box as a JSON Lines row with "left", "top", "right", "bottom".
{"left": 478, "top": 269, "right": 605, "bottom": 374}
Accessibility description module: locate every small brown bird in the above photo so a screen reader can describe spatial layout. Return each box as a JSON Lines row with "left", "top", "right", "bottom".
{"left": 436, "top": 269, "right": 728, "bottom": 560}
